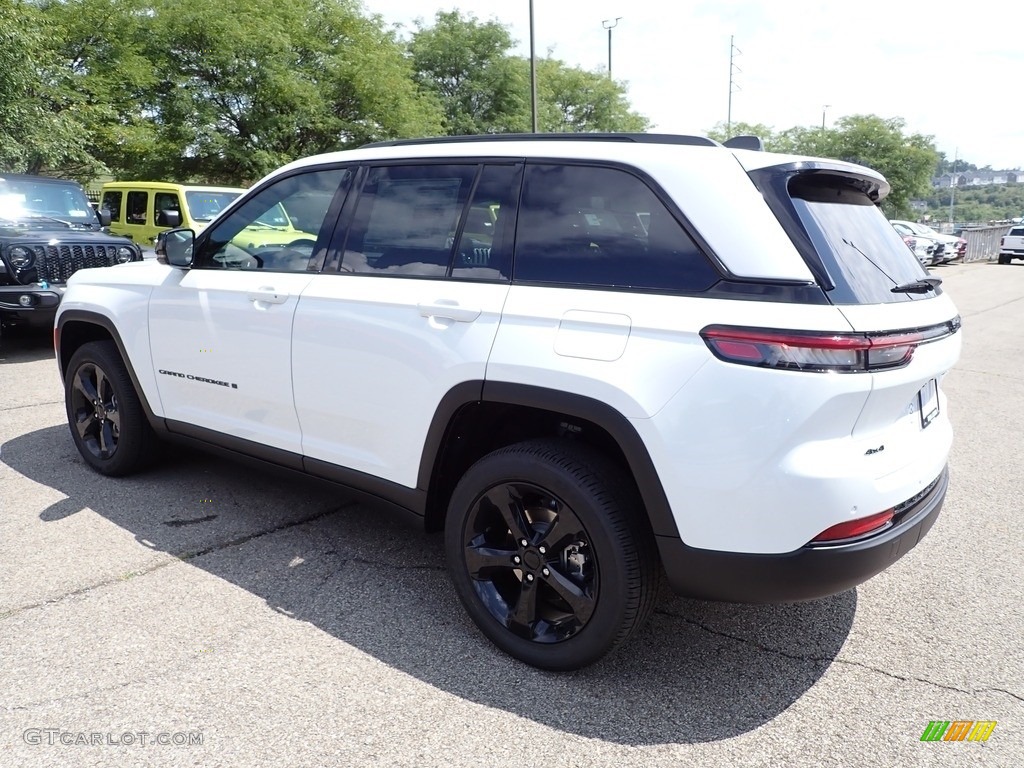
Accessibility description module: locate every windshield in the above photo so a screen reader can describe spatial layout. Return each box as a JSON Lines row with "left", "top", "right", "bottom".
{"left": 250, "top": 202, "right": 293, "bottom": 228}
{"left": 0, "top": 177, "right": 96, "bottom": 225}
{"left": 790, "top": 175, "right": 930, "bottom": 304}
{"left": 184, "top": 190, "right": 243, "bottom": 222}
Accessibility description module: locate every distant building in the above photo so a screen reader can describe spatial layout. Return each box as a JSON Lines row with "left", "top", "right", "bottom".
{"left": 933, "top": 170, "right": 1021, "bottom": 188}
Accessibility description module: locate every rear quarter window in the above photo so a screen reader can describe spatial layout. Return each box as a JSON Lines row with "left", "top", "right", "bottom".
{"left": 514, "top": 163, "right": 718, "bottom": 293}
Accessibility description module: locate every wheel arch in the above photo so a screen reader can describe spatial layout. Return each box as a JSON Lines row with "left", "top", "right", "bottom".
{"left": 57, "top": 310, "right": 162, "bottom": 425}
{"left": 418, "top": 380, "right": 680, "bottom": 541}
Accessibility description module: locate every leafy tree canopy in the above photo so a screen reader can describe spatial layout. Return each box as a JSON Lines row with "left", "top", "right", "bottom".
{"left": 709, "top": 115, "right": 939, "bottom": 217}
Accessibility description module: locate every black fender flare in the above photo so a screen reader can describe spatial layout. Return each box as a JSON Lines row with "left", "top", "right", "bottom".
{"left": 417, "top": 380, "right": 681, "bottom": 540}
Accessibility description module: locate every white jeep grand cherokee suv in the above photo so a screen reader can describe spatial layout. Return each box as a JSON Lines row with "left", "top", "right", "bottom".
{"left": 55, "top": 134, "right": 961, "bottom": 670}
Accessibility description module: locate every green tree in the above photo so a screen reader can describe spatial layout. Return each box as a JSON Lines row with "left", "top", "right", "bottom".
{"left": 934, "top": 152, "right": 977, "bottom": 175}
{"left": 409, "top": 10, "right": 648, "bottom": 136}
{"left": 706, "top": 121, "right": 778, "bottom": 146}
{"left": 825, "top": 115, "right": 938, "bottom": 216}
{"left": 533, "top": 58, "right": 650, "bottom": 133}
{"left": 37, "top": 0, "right": 159, "bottom": 179}
{"left": 409, "top": 10, "right": 528, "bottom": 134}
{"left": 708, "top": 114, "right": 938, "bottom": 217}
{"left": 0, "top": 0, "right": 104, "bottom": 177}
{"left": 142, "top": 0, "right": 443, "bottom": 184}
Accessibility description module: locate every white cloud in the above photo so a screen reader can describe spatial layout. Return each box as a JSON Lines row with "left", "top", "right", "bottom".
{"left": 369, "top": 0, "right": 1022, "bottom": 169}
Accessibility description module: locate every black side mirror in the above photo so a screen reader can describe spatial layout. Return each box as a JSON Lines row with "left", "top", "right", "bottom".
{"left": 97, "top": 208, "right": 112, "bottom": 227}
{"left": 155, "top": 228, "right": 195, "bottom": 268}
{"left": 159, "top": 209, "right": 182, "bottom": 228}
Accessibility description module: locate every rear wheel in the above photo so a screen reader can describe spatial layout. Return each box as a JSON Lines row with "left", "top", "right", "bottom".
{"left": 444, "top": 439, "right": 657, "bottom": 670}
{"left": 998, "top": 255, "right": 1010, "bottom": 265}
{"left": 65, "top": 341, "right": 159, "bottom": 476}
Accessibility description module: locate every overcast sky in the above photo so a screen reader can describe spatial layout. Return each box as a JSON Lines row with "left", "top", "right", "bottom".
{"left": 370, "top": 0, "right": 1021, "bottom": 171}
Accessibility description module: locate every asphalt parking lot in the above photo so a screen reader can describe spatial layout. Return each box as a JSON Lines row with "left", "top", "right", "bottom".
{"left": 1, "top": 261, "right": 1021, "bottom": 768}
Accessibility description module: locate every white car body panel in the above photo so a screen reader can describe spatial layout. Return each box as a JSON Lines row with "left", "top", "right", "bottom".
{"left": 292, "top": 276, "right": 510, "bottom": 486}
{"left": 149, "top": 268, "right": 315, "bottom": 453}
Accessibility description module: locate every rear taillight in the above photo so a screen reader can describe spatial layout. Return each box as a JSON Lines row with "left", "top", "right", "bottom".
{"left": 811, "top": 509, "right": 894, "bottom": 543}
{"left": 701, "top": 322, "right": 957, "bottom": 373}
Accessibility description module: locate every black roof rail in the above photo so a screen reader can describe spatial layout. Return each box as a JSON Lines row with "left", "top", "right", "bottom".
{"left": 722, "top": 135, "right": 764, "bottom": 151}
{"left": 360, "top": 132, "right": 720, "bottom": 149}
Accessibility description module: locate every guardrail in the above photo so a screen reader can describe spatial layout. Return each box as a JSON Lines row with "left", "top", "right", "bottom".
{"left": 961, "top": 225, "right": 1007, "bottom": 263}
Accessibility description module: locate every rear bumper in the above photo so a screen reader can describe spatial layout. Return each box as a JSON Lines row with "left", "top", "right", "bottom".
{"left": 657, "top": 465, "right": 948, "bottom": 602}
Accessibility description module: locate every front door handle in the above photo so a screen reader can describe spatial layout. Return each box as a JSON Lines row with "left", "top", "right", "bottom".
{"left": 247, "top": 287, "right": 289, "bottom": 305}
{"left": 417, "top": 301, "right": 481, "bottom": 323}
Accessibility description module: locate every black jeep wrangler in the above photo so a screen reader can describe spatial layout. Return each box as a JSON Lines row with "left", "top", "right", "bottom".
{"left": 0, "top": 174, "right": 142, "bottom": 328}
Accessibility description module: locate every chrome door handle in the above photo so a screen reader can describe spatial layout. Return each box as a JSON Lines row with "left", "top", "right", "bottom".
{"left": 417, "top": 301, "right": 481, "bottom": 323}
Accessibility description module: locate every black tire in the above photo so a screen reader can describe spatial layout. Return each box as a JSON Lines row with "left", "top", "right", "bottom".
{"left": 444, "top": 439, "right": 658, "bottom": 670}
{"left": 65, "top": 340, "right": 159, "bottom": 476}
{"left": 998, "top": 255, "right": 1010, "bottom": 265}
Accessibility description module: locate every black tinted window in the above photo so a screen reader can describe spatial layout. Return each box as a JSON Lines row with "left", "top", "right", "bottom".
{"left": 126, "top": 191, "right": 148, "bottom": 224}
{"left": 198, "top": 168, "right": 349, "bottom": 272}
{"left": 154, "top": 193, "right": 181, "bottom": 226}
{"left": 452, "top": 165, "right": 518, "bottom": 281}
{"left": 101, "top": 191, "right": 122, "bottom": 223}
{"left": 342, "top": 165, "right": 476, "bottom": 276}
{"left": 514, "top": 164, "right": 717, "bottom": 292}
{"left": 789, "top": 175, "right": 930, "bottom": 304}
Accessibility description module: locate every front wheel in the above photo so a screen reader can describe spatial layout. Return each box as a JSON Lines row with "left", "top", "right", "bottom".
{"left": 65, "top": 340, "right": 159, "bottom": 476}
{"left": 444, "top": 440, "right": 657, "bottom": 670}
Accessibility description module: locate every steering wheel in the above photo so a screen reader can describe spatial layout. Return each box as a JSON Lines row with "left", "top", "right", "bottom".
{"left": 286, "top": 238, "right": 317, "bottom": 253}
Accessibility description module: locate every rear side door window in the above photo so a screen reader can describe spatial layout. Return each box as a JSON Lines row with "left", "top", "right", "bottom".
{"left": 126, "top": 191, "right": 149, "bottom": 224}
{"left": 341, "top": 164, "right": 476, "bottom": 277}
{"left": 154, "top": 192, "right": 182, "bottom": 227}
{"left": 513, "top": 164, "right": 718, "bottom": 292}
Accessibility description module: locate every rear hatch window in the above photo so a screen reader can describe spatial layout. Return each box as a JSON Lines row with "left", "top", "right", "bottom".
{"left": 753, "top": 167, "right": 933, "bottom": 305}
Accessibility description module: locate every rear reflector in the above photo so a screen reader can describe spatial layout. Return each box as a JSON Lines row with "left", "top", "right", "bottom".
{"left": 811, "top": 509, "right": 894, "bottom": 543}
{"left": 701, "top": 320, "right": 958, "bottom": 373}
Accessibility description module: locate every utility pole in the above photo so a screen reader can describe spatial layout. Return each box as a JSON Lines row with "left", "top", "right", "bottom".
{"left": 529, "top": 0, "right": 538, "bottom": 132}
{"left": 727, "top": 36, "right": 741, "bottom": 138}
{"left": 602, "top": 18, "right": 622, "bottom": 79}
{"left": 822, "top": 104, "right": 830, "bottom": 131}
{"left": 949, "top": 147, "right": 958, "bottom": 226}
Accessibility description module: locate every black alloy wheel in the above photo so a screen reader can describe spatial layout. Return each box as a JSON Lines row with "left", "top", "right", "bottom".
{"left": 462, "top": 480, "right": 598, "bottom": 645}
{"left": 69, "top": 358, "right": 121, "bottom": 461}
{"left": 445, "top": 440, "right": 657, "bottom": 670}
{"left": 65, "top": 341, "right": 158, "bottom": 476}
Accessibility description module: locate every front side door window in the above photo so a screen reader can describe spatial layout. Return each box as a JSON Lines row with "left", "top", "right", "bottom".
{"left": 198, "top": 168, "right": 352, "bottom": 272}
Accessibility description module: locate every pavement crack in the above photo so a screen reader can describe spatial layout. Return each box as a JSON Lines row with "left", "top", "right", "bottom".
{"left": 175, "top": 502, "right": 358, "bottom": 561}
{"left": 978, "top": 687, "right": 1024, "bottom": 704}
{"left": 0, "top": 504, "right": 355, "bottom": 621}
{"left": 0, "top": 399, "right": 62, "bottom": 412}
{"left": 654, "top": 608, "right": 1003, "bottom": 701}
{"left": 0, "top": 561, "right": 180, "bottom": 622}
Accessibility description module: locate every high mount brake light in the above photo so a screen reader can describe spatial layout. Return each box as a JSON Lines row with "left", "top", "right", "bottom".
{"left": 700, "top": 323, "right": 956, "bottom": 373}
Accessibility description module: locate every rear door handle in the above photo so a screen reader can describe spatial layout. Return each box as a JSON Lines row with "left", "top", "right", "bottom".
{"left": 417, "top": 301, "right": 481, "bottom": 323}
{"left": 247, "top": 288, "right": 289, "bottom": 305}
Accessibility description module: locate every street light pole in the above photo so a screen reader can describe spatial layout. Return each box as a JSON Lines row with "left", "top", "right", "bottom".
{"left": 529, "top": 0, "right": 538, "bottom": 133}
{"left": 602, "top": 17, "right": 621, "bottom": 79}
{"left": 821, "top": 104, "right": 830, "bottom": 130}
